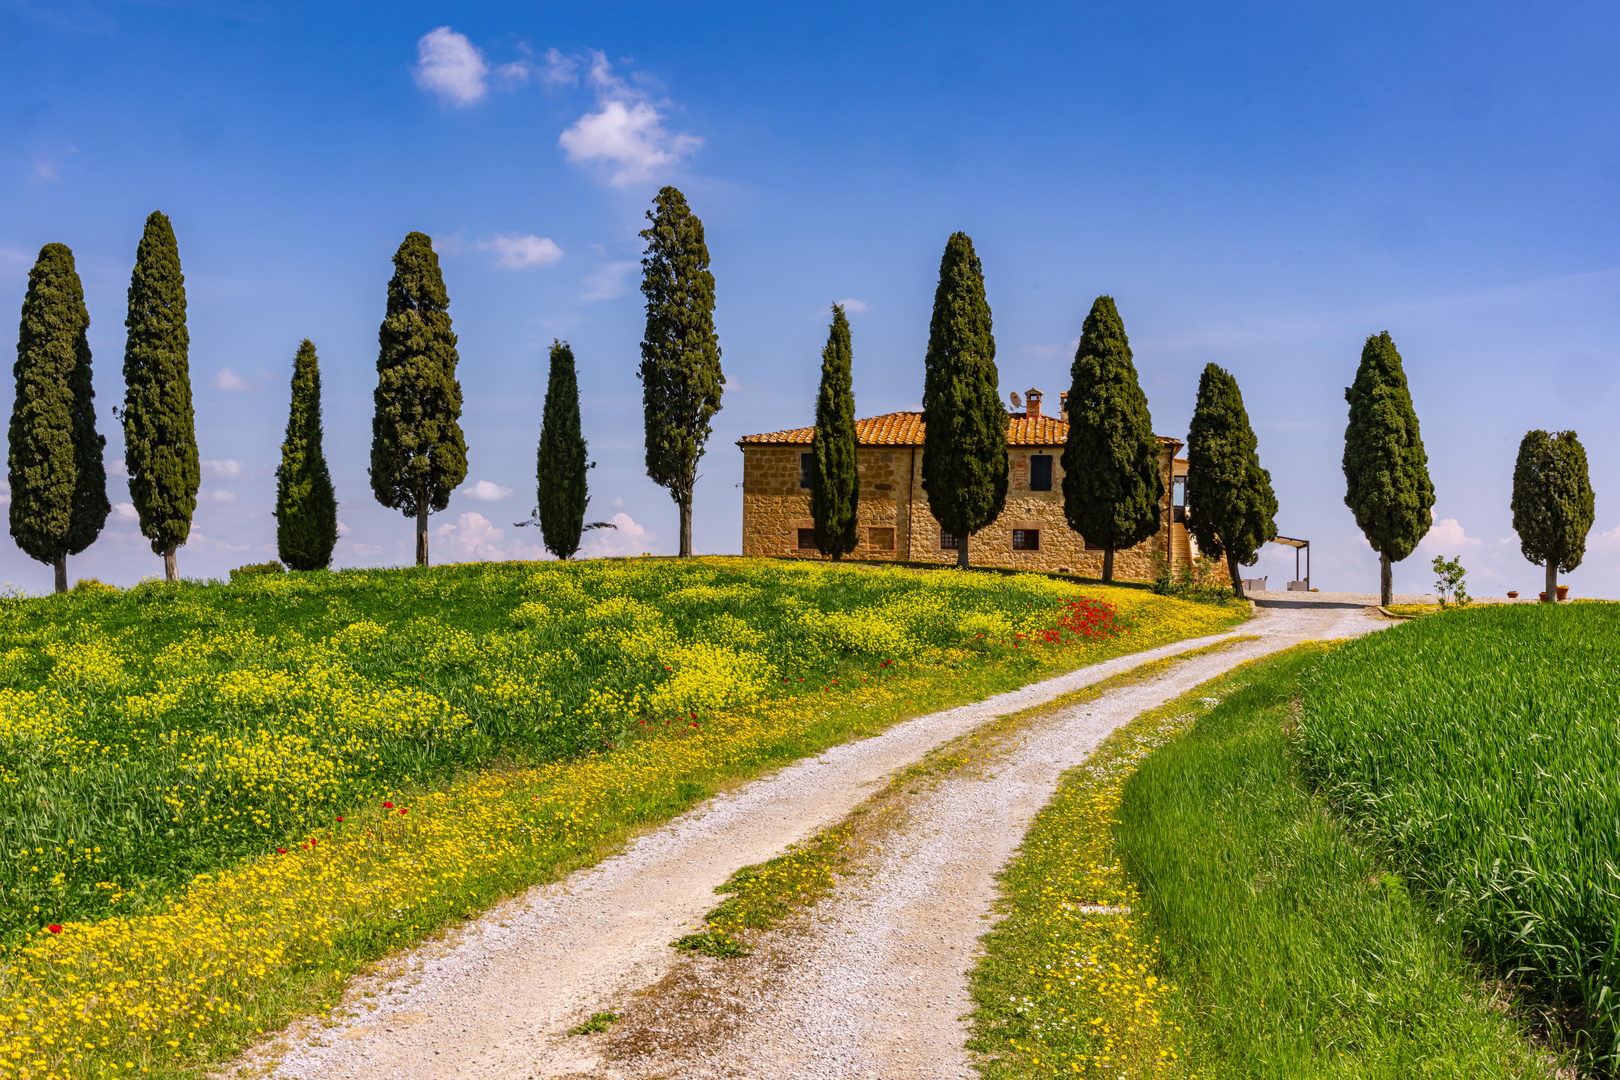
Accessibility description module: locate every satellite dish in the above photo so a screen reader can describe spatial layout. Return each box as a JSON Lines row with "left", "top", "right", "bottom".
{"left": 1010, "top": 391, "right": 1022, "bottom": 408}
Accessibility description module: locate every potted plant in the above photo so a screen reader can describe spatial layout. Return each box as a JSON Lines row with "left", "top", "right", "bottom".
{"left": 1557, "top": 585, "right": 1570, "bottom": 601}
{"left": 1507, "top": 591, "right": 1518, "bottom": 599}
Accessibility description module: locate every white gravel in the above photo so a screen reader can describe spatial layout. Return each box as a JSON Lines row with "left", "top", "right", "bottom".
{"left": 256, "top": 601, "right": 1381, "bottom": 1080}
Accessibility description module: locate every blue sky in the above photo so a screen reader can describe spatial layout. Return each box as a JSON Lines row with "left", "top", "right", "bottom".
{"left": 2, "top": 0, "right": 1618, "bottom": 597}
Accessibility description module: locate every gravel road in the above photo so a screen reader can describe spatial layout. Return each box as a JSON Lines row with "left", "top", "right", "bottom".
{"left": 258, "top": 600, "right": 1382, "bottom": 1080}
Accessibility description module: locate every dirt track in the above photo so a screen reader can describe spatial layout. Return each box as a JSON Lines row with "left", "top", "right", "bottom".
{"left": 256, "top": 600, "right": 1382, "bottom": 1080}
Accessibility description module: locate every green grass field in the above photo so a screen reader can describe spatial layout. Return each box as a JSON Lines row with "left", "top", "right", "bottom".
{"left": 1120, "top": 646, "right": 1553, "bottom": 1078}
{"left": 1295, "top": 603, "right": 1620, "bottom": 1066}
{"left": 0, "top": 557, "right": 1239, "bottom": 943}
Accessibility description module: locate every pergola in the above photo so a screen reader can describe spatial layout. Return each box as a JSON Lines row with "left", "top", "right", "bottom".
{"left": 1270, "top": 535, "right": 1310, "bottom": 591}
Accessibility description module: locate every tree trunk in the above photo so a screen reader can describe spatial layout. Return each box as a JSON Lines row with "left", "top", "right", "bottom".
{"left": 163, "top": 547, "right": 178, "bottom": 583}
{"left": 53, "top": 554, "right": 67, "bottom": 594}
{"left": 1379, "top": 551, "right": 1392, "bottom": 607}
{"left": 1227, "top": 550, "right": 1244, "bottom": 601}
{"left": 1545, "top": 558, "right": 1558, "bottom": 603}
{"left": 416, "top": 502, "right": 429, "bottom": 566}
{"left": 956, "top": 534, "right": 969, "bottom": 569}
{"left": 1102, "top": 547, "right": 1115, "bottom": 583}
{"left": 679, "top": 497, "right": 693, "bottom": 557}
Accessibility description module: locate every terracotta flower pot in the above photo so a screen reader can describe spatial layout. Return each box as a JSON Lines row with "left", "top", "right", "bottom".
{"left": 1539, "top": 592, "right": 1547, "bottom": 602}
{"left": 1507, "top": 591, "right": 1518, "bottom": 599}
{"left": 1557, "top": 585, "right": 1570, "bottom": 601}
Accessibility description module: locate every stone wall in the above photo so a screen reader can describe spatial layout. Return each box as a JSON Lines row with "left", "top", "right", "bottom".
{"left": 740, "top": 442, "right": 1185, "bottom": 583}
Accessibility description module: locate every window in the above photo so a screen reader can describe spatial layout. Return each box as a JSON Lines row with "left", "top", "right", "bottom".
{"left": 939, "top": 527, "right": 959, "bottom": 551}
{"left": 1013, "top": 529, "right": 1040, "bottom": 551}
{"left": 1029, "top": 455, "right": 1053, "bottom": 491}
{"left": 868, "top": 527, "right": 896, "bottom": 552}
{"left": 797, "top": 528, "right": 817, "bottom": 550}
{"left": 799, "top": 453, "right": 813, "bottom": 488}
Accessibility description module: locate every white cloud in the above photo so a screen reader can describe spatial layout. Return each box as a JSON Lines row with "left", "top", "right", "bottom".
{"left": 114, "top": 502, "right": 138, "bottom": 520}
{"left": 214, "top": 367, "right": 253, "bottom": 390}
{"left": 432, "top": 511, "right": 547, "bottom": 562}
{"left": 32, "top": 158, "right": 60, "bottom": 181}
{"left": 337, "top": 521, "right": 353, "bottom": 537}
{"left": 540, "top": 47, "right": 580, "bottom": 87}
{"left": 477, "top": 234, "right": 563, "bottom": 269}
{"left": 199, "top": 488, "right": 237, "bottom": 503}
{"left": 1419, "top": 518, "right": 1483, "bottom": 554}
{"left": 106, "top": 458, "right": 127, "bottom": 476}
{"left": 461, "top": 480, "right": 515, "bottom": 502}
{"left": 185, "top": 530, "right": 250, "bottom": 552}
{"left": 580, "top": 512, "right": 657, "bottom": 558}
{"left": 558, "top": 52, "right": 700, "bottom": 186}
{"left": 493, "top": 60, "right": 530, "bottom": 90}
{"left": 201, "top": 459, "right": 243, "bottom": 479}
{"left": 582, "top": 260, "right": 638, "bottom": 303}
{"left": 413, "top": 27, "right": 490, "bottom": 108}
{"left": 835, "top": 298, "right": 869, "bottom": 314}
{"left": 611, "top": 495, "right": 625, "bottom": 509}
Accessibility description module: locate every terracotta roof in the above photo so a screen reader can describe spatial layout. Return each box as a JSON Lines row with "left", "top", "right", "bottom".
{"left": 738, "top": 411, "right": 1181, "bottom": 450}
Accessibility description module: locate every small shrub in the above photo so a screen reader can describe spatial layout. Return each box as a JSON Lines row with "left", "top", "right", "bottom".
{"left": 229, "top": 561, "right": 286, "bottom": 582}
{"left": 1430, "top": 554, "right": 1470, "bottom": 607}
{"left": 1151, "top": 553, "right": 1236, "bottom": 606}
{"left": 671, "top": 930, "right": 750, "bottom": 958}
{"left": 72, "top": 578, "right": 118, "bottom": 594}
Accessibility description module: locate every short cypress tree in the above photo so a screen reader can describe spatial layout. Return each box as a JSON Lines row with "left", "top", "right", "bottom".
{"left": 1342, "top": 331, "right": 1433, "bottom": 606}
{"left": 1185, "top": 363, "right": 1278, "bottom": 599}
{"left": 535, "top": 339, "right": 590, "bottom": 560}
{"left": 1060, "top": 296, "right": 1162, "bottom": 583}
{"left": 122, "top": 211, "right": 199, "bottom": 583}
{"left": 9, "top": 242, "right": 109, "bottom": 592}
{"left": 811, "top": 304, "right": 859, "bottom": 560}
{"left": 275, "top": 339, "right": 338, "bottom": 571}
{"left": 1511, "top": 429, "right": 1594, "bottom": 603}
{"left": 370, "top": 232, "right": 468, "bottom": 566}
{"left": 639, "top": 186, "right": 723, "bottom": 558}
{"left": 920, "top": 232, "right": 1006, "bottom": 569}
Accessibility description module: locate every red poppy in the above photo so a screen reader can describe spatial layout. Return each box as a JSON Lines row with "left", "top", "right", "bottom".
{"left": 277, "top": 848, "right": 287, "bottom": 854}
{"left": 336, "top": 816, "right": 344, "bottom": 822}
{"left": 383, "top": 801, "right": 394, "bottom": 809}
{"left": 399, "top": 808, "right": 408, "bottom": 816}
{"left": 47, "top": 925, "right": 62, "bottom": 934}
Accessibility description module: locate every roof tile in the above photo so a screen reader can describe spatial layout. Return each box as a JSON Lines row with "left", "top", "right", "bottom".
{"left": 738, "top": 411, "right": 1180, "bottom": 450}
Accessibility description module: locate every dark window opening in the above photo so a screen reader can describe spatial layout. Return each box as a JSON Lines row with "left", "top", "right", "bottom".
{"left": 1013, "top": 529, "right": 1040, "bottom": 551}
{"left": 797, "top": 528, "right": 817, "bottom": 550}
{"left": 939, "top": 528, "right": 959, "bottom": 551}
{"left": 1030, "top": 455, "right": 1053, "bottom": 491}
{"left": 799, "top": 453, "right": 813, "bottom": 488}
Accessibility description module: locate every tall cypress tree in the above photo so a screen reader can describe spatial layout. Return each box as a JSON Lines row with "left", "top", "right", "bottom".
{"left": 9, "top": 242, "right": 109, "bottom": 592}
{"left": 1511, "top": 429, "right": 1594, "bottom": 603}
{"left": 275, "top": 339, "right": 338, "bottom": 571}
{"left": 920, "top": 232, "right": 1006, "bottom": 569}
{"left": 370, "top": 231, "right": 468, "bottom": 566}
{"left": 639, "top": 186, "right": 723, "bottom": 558}
{"left": 1185, "top": 363, "right": 1278, "bottom": 599}
{"left": 1342, "top": 331, "right": 1433, "bottom": 606}
{"left": 811, "top": 303, "right": 859, "bottom": 560}
{"left": 1060, "top": 296, "right": 1162, "bottom": 583}
{"left": 535, "top": 339, "right": 590, "bottom": 560}
{"left": 122, "top": 211, "right": 199, "bottom": 583}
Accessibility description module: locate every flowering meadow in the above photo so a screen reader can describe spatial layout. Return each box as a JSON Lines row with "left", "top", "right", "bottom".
{"left": 0, "top": 557, "right": 1241, "bottom": 1079}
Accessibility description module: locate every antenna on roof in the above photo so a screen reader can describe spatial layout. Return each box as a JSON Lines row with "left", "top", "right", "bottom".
{"left": 1010, "top": 391, "right": 1022, "bottom": 408}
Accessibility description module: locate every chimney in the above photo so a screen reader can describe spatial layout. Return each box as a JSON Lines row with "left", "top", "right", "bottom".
{"left": 1059, "top": 391, "right": 1068, "bottom": 422}
{"left": 1025, "top": 388, "right": 1043, "bottom": 418}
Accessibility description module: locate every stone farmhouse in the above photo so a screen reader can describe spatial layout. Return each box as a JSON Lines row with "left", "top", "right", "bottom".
{"left": 738, "top": 388, "right": 1206, "bottom": 580}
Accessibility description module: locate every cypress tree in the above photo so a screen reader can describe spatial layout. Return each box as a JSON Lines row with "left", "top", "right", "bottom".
{"left": 1511, "top": 429, "right": 1594, "bottom": 603}
{"left": 275, "top": 339, "right": 338, "bottom": 571}
{"left": 1185, "top": 363, "right": 1278, "bottom": 600}
{"left": 811, "top": 303, "right": 859, "bottom": 560}
{"left": 122, "top": 211, "right": 199, "bottom": 583}
{"left": 535, "top": 339, "right": 590, "bottom": 560}
{"left": 1342, "top": 331, "right": 1434, "bottom": 606}
{"left": 920, "top": 232, "right": 1006, "bottom": 569}
{"left": 1060, "top": 296, "right": 1162, "bottom": 583}
{"left": 639, "top": 186, "right": 722, "bottom": 558}
{"left": 9, "top": 242, "right": 109, "bottom": 592}
{"left": 370, "top": 231, "right": 468, "bottom": 566}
